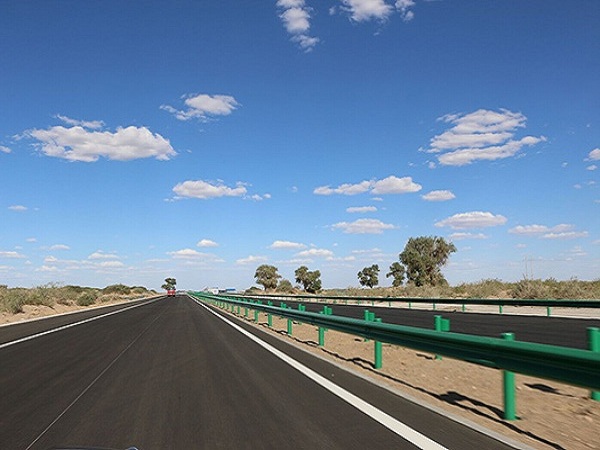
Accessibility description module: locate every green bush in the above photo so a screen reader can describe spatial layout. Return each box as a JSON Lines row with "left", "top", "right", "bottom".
{"left": 102, "top": 284, "right": 131, "bottom": 295}
{"left": 76, "top": 291, "right": 97, "bottom": 306}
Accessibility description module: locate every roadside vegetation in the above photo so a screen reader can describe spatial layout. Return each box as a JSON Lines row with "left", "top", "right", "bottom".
{"left": 250, "top": 236, "right": 600, "bottom": 300}
{"left": 0, "top": 283, "right": 156, "bottom": 314}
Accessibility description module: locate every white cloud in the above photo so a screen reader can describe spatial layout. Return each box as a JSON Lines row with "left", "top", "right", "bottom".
{"left": 55, "top": 114, "right": 104, "bottom": 130}
{"left": 8, "top": 205, "right": 27, "bottom": 211}
{"left": 161, "top": 93, "right": 239, "bottom": 121}
{"left": 542, "top": 231, "right": 589, "bottom": 240}
{"left": 168, "top": 248, "right": 219, "bottom": 260}
{"left": 314, "top": 180, "right": 372, "bottom": 195}
{"left": 587, "top": 165, "right": 597, "bottom": 171}
{"left": 173, "top": 180, "right": 247, "bottom": 199}
{"left": 421, "top": 190, "right": 456, "bottom": 202}
{"left": 435, "top": 211, "right": 507, "bottom": 229}
{"left": 26, "top": 238, "right": 37, "bottom": 243}
{"left": 371, "top": 176, "right": 422, "bottom": 194}
{"left": 236, "top": 255, "right": 267, "bottom": 265}
{"left": 346, "top": 206, "right": 377, "bottom": 213}
{"left": 28, "top": 125, "right": 176, "bottom": 162}
{"left": 426, "top": 109, "right": 546, "bottom": 166}
{"left": 509, "top": 224, "right": 574, "bottom": 236}
{"left": 197, "top": 239, "right": 218, "bottom": 248}
{"left": 588, "top": 148, "right": 600, "bottom": 161}
{"left": 395, "top": 0, "right": 415, "bottom": 21}
{"left": 0, "top": 251, "right": 26, "bottom": 259}
{"left": 49, "top": 244, "right": 70, "bottom": 251}
{"left": 332, "top": 218, "right": 395, "bottom": 234}
{"left": 449, "top": 232, "right": 488, "bottom": 240}
{"left": 0, "top": 145, "right": 11, "bottom": 154}
{"left": 88, "top": 251, "right": 120, "bottom": 260}
{"left": 296, "top": 248, "right": 334, "bottom": 258}
{"left": 314, "top": 176, "right": 420, "bottom": 196}
{"left": 98, "top": 261, "right": 125, "bottom": 268}
{"left": 276, "top": 0, "right": 319, "bottom": 51}
{"left": 269, "top": 240, "right": 307, "bottom": 250}
{"left": 341, "top": 0, "right": 394, "bottom": 22}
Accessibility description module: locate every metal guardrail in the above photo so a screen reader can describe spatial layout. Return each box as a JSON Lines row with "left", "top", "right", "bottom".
{"left": 191, "top": 291, "right": 600, "bottom": 420}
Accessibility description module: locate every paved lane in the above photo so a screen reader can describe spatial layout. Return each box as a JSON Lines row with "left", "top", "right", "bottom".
{"left": 1, "top": 296, "right": 516, "bottom": 449}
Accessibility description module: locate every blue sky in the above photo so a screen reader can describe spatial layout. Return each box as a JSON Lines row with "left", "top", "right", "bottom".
{"left": 1, "top": 0, "right": 598, "bottom": 290}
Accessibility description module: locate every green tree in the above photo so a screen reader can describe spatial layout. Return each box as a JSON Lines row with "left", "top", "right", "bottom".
{"left": 294, "top": 266, "right": 322, "bottom": 293}
{"left": 386, "top": 262, "right": 406, "bottom": 287}
{"left": 161, "top": 277, "right": 177, "bottom": 291}
{"left": 254, "top": 264, "right": 281, "bottom": 291}
{"left": 357, "top": 264, "right": 380, "bottom": 288}
{"left": 399, "top": 236, "right": 456, "bottom": 287}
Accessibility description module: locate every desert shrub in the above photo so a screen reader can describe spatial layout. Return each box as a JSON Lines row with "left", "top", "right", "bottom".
{"left": 510, "top": 279, "right": 551, "bottom": 299}
{"left": 277, "top": 279, "right": 295, "bottom": 293}
{"left": 457, "top": 279, "right": 509, "bottom": 298}
{"left": 76, "top": 291, "right": 97, "bottom": 306}
{"left": 1, "top": 289, "right": 27, "bottom": 314}
{"left": 102, "top": 284, "right": 131, "bottom": 295}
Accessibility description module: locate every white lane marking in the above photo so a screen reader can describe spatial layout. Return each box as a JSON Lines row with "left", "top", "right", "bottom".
{"left": 192, "top": 298, "right": 447, "bottom": 450}
{"left": 0, "top": 297, "right": 162, "bottom": 350}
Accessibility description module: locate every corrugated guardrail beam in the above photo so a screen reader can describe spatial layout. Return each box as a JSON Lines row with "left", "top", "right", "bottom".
{"left": 192, "top": 292, "right": 600, "bottom": 392}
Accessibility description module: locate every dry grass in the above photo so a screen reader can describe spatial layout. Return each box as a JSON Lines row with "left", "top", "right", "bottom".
{"left": 0, "top": 283, "right": 156, "bottom": 314}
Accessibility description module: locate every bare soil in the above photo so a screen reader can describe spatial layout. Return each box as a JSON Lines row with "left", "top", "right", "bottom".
{"left": 0, "top": 297, "right": 133, "bottom": 327}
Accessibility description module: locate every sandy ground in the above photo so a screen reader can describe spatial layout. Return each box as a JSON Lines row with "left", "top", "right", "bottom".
{"left": 0, "top": 297, "right": 136, "bottom": 327}
{"left": 223, "top": 304, "right": 600, "bottom": 450}
{"left": 3, "top": 298, "right": 599, "bottom": 449}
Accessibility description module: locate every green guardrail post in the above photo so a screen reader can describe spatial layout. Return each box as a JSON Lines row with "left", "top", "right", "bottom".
{"left": 374, "top": 318, "right": 383, "bottom": 369}
{"left": 503, "top": 332, "right": 517, "bottom": 420}
{"left": 434, "top": 316, "right": 450, "bottom": 360}
{"left": 236, "top": 305, "right": 240, "bottom": 315}
{"left": 254, "top": 309, "right": 259, "bottom": 323}
{"left": 589, "top": 328, "right": 600, "bottom": 401}
{"left": 408, "top": 301, "right": 412, "bottom": 309}
{"left": 547, "top": 306, "right": 552, "bottom": 317}
{"left": 462, "top": 303, "right": 466, "bottom": 313}
{"left": 267, "top": 302, "right": 273, "bottom": 327}
{"left": 499, "top": 304, "right": 503, "bottom": 314}
{"left": 318, "top": 310, "right": 326, "bottom": 347}
{"left": 244, "top": 307, "right": 248, "bottom": 318}
{"left": 433, "top": 302, "right": 436, "bottom": 311}
{"left": 287, "top": 317, "right": 293, "bottom": 336}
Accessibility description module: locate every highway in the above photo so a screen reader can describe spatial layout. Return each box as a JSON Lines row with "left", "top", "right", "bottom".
{"left": 278, "top": 300, "right": 600, "bottom": 349}
{"left": 0, "top": 296, "right": 516, "bottom": 450}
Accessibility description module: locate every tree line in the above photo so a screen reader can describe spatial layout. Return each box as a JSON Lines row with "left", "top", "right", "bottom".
{"left": 254, "top": 236, "right": 456, "bottom": 292}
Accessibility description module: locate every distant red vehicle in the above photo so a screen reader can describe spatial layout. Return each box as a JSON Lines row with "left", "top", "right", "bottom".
{"left": 167, "top": 289, "right": 176, "bottom": 297}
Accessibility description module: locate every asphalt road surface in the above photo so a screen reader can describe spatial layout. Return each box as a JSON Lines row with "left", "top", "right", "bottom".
{"left": 0, "top": 296, "right": 516, "bottom": 450}
{"left": 278, "top": 300, "right": 600, "bottom": 349}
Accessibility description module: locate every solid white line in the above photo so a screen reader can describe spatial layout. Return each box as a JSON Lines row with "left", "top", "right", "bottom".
{"left": 0, "top": 297, "right": 162, "bottom": 350}
{"left": 192, "top": 298, "right": 447, "bottom": 450}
